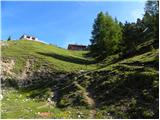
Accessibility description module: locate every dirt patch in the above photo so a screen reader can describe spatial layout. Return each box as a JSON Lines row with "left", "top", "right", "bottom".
{"left": 38, "top": 112, "right": 52, "bottom": 118}
{"left": 1, "top": 59, "right": 16, "bottom": 77}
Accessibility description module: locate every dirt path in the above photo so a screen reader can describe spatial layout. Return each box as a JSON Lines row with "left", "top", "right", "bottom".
{"left": 83, "top": 91, "right": 97, "bottom": 118}
{"left": 83, "top": 91, "right": 95, "bottom": 108}
{"left": 74, "top": 81, "right": 97, "bottom": 118}
{"left": 89, "top": 109, "right": 97, "bottom": 118}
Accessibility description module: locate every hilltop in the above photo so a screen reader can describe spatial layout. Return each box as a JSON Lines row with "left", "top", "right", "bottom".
{"left": 2, "top": 40, "right": 97, "bottom": 72}
{"left": 1, "top": 40, "right": 159, "bottom": 119}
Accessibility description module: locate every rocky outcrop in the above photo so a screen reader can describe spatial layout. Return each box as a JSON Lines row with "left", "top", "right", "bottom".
{"left": 0, "top": 41, "right": 9, "bottom": 47}
{"left": 1, "top": 58, "right": 15, "bottom": 78}
{"left": 1, "top": 58, "right": 72, "bottom": 88}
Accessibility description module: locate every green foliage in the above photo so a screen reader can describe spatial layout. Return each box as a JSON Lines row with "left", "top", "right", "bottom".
{"left": 120, "top": 19, "right": 147, "bottom": 57}
{"left": 143, "top": 0, "right": 159, "bottom": 43}
{"left": 130, "top": 98, "right": 137, "bottom": 108}
{"left": 142, "top": 109, "right": 155, "bottom": 118}
{"left": 145, "top": 0, "right": 159, "bottom": 16}
{"left": 28, "top": 88, "right": 52, "bottom": 100}
{"left": 90, "top": 12, "right": 122, "bottom": 60}
{"left": 120, "top": 0, "right": 159, "bottom": 57}
{"left": 59, "top": 97, "right": 71, "bottom": 107}
{"left": 73, "top": 93, "right": 88, "bottom": 106}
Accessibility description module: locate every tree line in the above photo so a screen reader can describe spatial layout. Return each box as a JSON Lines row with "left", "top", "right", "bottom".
{"left": 90, "top": 0, "right": 159, "bottom": 60}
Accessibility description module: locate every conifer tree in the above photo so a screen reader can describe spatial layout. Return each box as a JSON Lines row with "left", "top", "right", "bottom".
{"left": 90, "top": 12, "right": 122, "bottom": 60}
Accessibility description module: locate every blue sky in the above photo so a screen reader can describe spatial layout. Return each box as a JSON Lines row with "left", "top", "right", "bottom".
{"left": 1, "top": 1, "right": 146, "bottom": 48}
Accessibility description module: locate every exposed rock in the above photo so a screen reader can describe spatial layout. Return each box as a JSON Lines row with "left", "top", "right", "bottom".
{"left": 0, "top": 41, "right": 9, "bottom": 47}
{"left": 1, "top": 59, "right": 15, "bottom": 77}
{"left": 18, "top": 59, "right": 35, "bottom": 80}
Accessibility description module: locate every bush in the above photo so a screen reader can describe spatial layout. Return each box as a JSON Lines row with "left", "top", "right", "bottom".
{"left": 142, "top": 109, "right": 154, "bottom": 118}
{"left": 29, "top": 88, "right": 52, "bottom": 100}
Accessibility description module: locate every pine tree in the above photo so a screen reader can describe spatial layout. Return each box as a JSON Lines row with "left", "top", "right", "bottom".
{"left": 7, "top": 36, "right": 11, "bottom": 41}
{"left": 90, "top": 12, "right": 122, "bottom": 60}
{"left": 143, "top": 0, "right": 159, "bottom": 44}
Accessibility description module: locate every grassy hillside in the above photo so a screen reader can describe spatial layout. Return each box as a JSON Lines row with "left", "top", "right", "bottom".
{"left": 2, "top": 40, "right": 97, "bottom": 73}
{"left": 1, "top": 88, "right": 93, "bottom": 119}
{"left": 52, "top": 49, "right": 158, "bottom": 118}
{"left": 1, "top": 40, "right": 159, "bottom": 119}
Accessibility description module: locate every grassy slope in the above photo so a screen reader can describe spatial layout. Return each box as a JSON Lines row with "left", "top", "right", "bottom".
{"left": 55, "top": 49, "right": 158, "bottom": 118}
{"left": 2, "top": 40, "right": 97, "bottom": 72}
{"left": 1, "top": 40, "right": 159, "bottom": 118}
{"left": 2, "top": 88, "right": 111, "bottom": 119}
{"left": 1, "top": 88, "right": 93, "bottom": 119}
{"left": 75, "top": 49, "right": 159, "bottom": 118}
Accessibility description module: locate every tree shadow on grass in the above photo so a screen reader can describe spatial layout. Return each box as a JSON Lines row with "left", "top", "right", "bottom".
{"left": 37, "top": 52, "right": 96, "bottom": 65}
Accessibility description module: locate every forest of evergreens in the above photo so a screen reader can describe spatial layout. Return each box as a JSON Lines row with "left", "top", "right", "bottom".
{"left": 90, "top": 0, "right": 158, "bottom": 60}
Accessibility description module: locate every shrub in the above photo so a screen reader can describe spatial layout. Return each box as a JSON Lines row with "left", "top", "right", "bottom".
{"left": 142, "top": 109, "right": 154, "bottom": 118}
